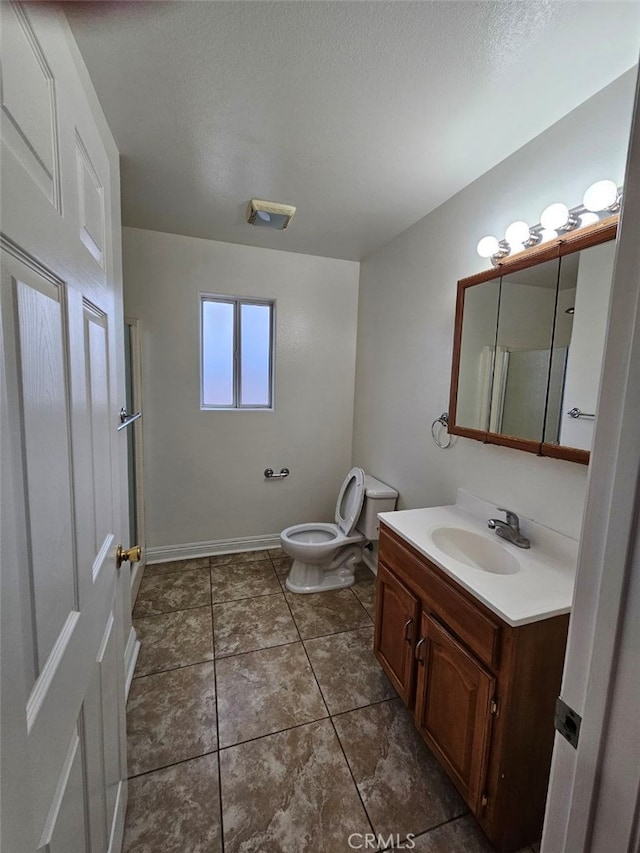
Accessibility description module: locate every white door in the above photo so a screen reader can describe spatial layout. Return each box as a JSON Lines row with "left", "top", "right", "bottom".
{"left": 1, "top": 4, "right": 131, "bottom": 852}
{"left": 542, "top": 64, "right": 640, "bottom": 851}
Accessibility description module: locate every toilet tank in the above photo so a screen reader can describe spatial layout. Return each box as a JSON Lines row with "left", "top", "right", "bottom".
{"left": 357, "top": 475, "right": 398, "bottom": 540}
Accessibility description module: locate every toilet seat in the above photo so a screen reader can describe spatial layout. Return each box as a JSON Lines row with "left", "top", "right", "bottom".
{"left": 280, "top": 522, "right": 364, "bottom": 561}
{"left": 334, "top": 467, "right": 366, "bottom": 535}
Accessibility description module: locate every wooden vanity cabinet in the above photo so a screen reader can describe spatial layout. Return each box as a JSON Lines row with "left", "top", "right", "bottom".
{"left": 374, "top": 524, "right": 569, "bottom": 853}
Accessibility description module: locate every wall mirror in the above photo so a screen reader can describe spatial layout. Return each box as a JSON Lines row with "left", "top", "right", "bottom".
{"left": 448, "top": 219, "right": 617, "bottom": 464}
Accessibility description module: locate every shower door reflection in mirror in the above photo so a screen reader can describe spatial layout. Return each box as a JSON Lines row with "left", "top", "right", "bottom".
{"left": 488, "top": 257, "right": 560, "bottom": 445}
{"left": 544, "top": 240, "right": 616, "bottom": 451}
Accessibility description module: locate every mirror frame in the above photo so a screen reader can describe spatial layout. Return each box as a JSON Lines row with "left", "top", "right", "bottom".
{"left": 448, "top": 216, "right": 618, "bottom": 465}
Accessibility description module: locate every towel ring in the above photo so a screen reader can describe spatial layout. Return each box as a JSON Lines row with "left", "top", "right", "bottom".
{"left": 431, "top": 413, "right": 451, "bottom": 449}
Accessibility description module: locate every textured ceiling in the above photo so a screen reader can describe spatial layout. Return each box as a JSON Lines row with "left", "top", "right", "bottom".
{"left": 65, "top": 1, "right": 640, "bottom": 261}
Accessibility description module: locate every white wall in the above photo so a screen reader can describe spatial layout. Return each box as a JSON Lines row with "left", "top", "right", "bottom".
{"left": 123, "top": 227, "right": 359, "bottom": 553}
{"left": 353, "top": 69, "right": 637, "bottom": 540}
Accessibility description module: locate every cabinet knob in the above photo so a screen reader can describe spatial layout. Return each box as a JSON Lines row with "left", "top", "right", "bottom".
{"left": 415, "top": 636, "right": 426, "bottom": 664}
{"left": 403, "top": 618, "right": 413, "bottom": 643}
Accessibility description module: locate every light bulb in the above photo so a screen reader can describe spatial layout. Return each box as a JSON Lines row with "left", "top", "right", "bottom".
{"left": 539, "top": 228, "right": 558, "bottom": 243}
{"left": 508, "top": 242, "right": 525, "bottom": 255}
{"left": 541, "top": 203, "right": 570, "bottom": 230}
{"left": 505, "top": 221, "right": 530, "bottom": 245}
{"left": 579, "top": 212, "right": 599, "bottom": 227}
{"left": 583, "top": 180, "right": 618, "bottom": 212}
{"left": 477, "top": 236, "right": 500, "bottom": 258}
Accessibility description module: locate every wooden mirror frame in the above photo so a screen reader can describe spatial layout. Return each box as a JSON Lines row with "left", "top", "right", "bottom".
{"left": 448, "top": 216, "right": 618, "bottom": 465}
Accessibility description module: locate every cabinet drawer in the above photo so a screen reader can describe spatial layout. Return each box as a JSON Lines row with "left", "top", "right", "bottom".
{"left": 379, "top": 527, "right": 501, "bottom": 669}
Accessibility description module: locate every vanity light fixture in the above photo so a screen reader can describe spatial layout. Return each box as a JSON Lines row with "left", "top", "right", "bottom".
{"left": 540, "top": 202, "right": 576, "bottom": 231}
{"left": 476, "top": 179, "right": 623, "bottom": 266}
{"left": 476, "top": 236, "right": 501, "bottom": 258}
{"left": 583, "top": 179, "right": 620, "bottom": 213}
{"left": 579, "top": 212, "right": 600, "bottom": 228}
{"left": 539, "top": 228, "right": 558, "bottom": 243}
{"left": 504, "top": 221, "right": 531, "bottom": 245}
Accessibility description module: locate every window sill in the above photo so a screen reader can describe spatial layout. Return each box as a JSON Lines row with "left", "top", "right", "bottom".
{"left": 200, "top": 406, "right": 275, "bottom": 412}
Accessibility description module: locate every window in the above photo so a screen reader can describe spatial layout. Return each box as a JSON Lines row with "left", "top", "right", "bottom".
{"left": 201, "top": 295, "right": 274, "bottom": 409}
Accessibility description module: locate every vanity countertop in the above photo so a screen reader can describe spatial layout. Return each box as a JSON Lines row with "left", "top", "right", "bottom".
{"left": 378, "top": 491, "right": 578, "bottom": 627}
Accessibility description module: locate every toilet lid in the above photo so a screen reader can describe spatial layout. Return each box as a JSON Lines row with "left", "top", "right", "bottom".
{"left": 335, "top": 467, "right": 366, "bottom": 535}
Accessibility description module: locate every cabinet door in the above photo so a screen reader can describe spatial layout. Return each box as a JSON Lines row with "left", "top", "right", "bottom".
{"left": 414, "top": 614, "right": 495, "bottom": 812}
{"left": 374, "top": 562, "right": 420, "bottom": 705}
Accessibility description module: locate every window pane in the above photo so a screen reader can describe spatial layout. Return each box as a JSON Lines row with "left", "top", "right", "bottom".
{"left": 240, "top": 303, "right": 271, "bottom": 406}
{"left": 202, "top": 300, "right": 234, "bottom": 406}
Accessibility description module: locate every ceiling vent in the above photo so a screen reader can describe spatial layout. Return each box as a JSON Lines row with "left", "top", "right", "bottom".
{"left": 246, "top": 198, "right": 296, "bottom": 230}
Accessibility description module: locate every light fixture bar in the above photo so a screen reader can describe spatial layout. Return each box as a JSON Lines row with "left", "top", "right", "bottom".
{"left": 476, "top": 180, "right": 622, "bottom": 266}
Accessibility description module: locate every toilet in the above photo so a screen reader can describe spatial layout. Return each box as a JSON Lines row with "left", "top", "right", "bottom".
{"left": 280, "top": 468, "right": 398, "bottom": 594}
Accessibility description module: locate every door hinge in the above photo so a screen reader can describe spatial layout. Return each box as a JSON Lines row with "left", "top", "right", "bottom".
{"left": 490, "top": 698, "right": 499, "bottom": 716}
{"left": 554, "top": 696, "right": 581, "bottom": 749}
{"left": 481, "top": 792, "right": 489, "bottom": 808}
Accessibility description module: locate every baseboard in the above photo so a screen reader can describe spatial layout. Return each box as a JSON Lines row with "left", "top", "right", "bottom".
{"left": 124, "top": 627, "right": 140, "bottom": 699}
{"left": 131, "top": 560, "right": 145, "bottom": 605}
{"left": 146, "top": 533, "right": 281, "bottom": 565}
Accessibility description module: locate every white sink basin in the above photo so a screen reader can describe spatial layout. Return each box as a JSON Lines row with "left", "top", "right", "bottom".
{"left": 430, "top": 526, "right": 521, "bottom": 575}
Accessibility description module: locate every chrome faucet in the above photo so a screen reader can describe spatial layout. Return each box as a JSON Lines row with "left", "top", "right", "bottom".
{"left": 487, "top": 508, "right": 530, "bottom": 549}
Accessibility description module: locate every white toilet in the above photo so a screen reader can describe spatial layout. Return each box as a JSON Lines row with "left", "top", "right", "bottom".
{"left": 280, "top": 467, "right": 398, "bottom": 593}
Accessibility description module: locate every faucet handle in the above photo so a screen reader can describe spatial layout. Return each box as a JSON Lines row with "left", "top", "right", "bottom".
{"left": 497, "top": 507, "right": 520, "bottom": 529}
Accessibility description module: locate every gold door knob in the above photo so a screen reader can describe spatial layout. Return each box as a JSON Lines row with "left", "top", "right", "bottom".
{"left": 116, "top": 544, "right": 142, "bottom": 568}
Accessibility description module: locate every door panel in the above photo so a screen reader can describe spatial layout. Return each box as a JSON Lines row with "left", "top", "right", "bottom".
{"left": 42, "top": 729, "right": 87, "bottom": 853}
{"left": 85, "top": 302, "right": 113, "bottom": 567}
{"left": 415, "top": 614, "right": 495, "bottom": 811}
{"left": 0, "top": 2, "right": 61, "bottom": 209}
{"left": 374, "top": 561, "right": 420, "bottom": 705}
{"left": 16, "top": 273, "right": 77, "bottom": 673}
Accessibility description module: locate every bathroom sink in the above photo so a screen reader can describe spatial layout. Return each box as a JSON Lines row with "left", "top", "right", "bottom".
{"left": 429, "top": 526, "right": 521, "bottom": 575}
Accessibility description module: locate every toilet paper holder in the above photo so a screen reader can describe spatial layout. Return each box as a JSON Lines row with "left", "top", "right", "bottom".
{"left": 264, "top": 467, "right": 290, "bottom": 479}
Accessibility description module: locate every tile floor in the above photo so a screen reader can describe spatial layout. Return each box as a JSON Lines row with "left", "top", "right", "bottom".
{"left": 124, "top": 549, "right": 538, "bottom": 853}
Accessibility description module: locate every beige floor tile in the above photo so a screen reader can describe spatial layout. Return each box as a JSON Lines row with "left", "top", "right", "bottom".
{"left": 269, "top": 551, "right": 292, "bottom": 569}
{"left": 219, "top": 719, "right": 370, "bottom": 853}
{"left": 210, "top": 549, "right": 271, "bottom": 567}
{"left": 126, "top": 662, "right": 217, "bottom": 776}
{"left": 123, "top": 753, "right": 222, "bottom": 853}
{"left": 410, "top": 815, "right": 492, "bottom": 852}
{"left": 133, "top": 568, "right": 211, "bottom": 617}
{"left": 304, "top": 625, "right": 396, "bottom": 714}
{"left": 215, "top": 642, "right": 327, "bottom": 747}
{"left": 213, "top": 593, "right": 299, "bottom": 657}
{"left": 285, "top": 589, "right": 372, "bottom": 639}
{"left": 351, "top": 565, "right": 377, "bottom": 619}
{"left": 133, "top": 607, "right": 213, "bottom": 676}
{"left": 210, "top": 559, "right": 280, "bottom": 602}
{"left": 267, "top": 547, "right": 285, "bottom": 560}
{"left": 333, "top": 699, "right": 466, "bottom": 838}
{"left": 143, "top": 557, "right": 210, "bottom": 578}
{"left": 271, "top": 559, "right": 292, "bottom": 590}
{"left": 411, "top": 816, "right": 536, "bottom": 853}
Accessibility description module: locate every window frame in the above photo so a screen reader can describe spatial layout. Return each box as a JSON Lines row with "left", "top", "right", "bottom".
{"left": 200, "top": 293, "right": 275, "bottom": 411}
